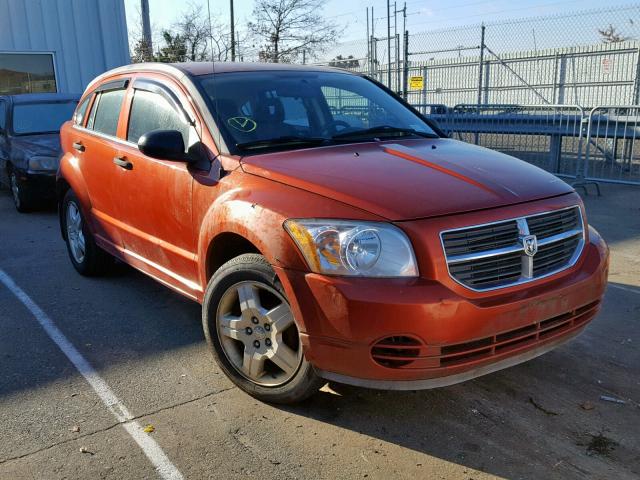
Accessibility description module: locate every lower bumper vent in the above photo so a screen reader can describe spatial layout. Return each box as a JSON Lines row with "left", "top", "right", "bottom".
{"left": 371, "top": 336, "right": 423, "bottom": 368}
{"left": 369, "top": 301, "right": 600, "bottom": 370}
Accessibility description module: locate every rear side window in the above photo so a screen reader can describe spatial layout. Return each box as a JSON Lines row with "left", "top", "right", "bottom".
{"left": 90, "top": 89, "right": 125, "bottom": 136}
{"left": 74, "top": 95, "right": 91, "bottom": 126}
{"left": 127, "top": 89, "right": 189, "bottom": 144}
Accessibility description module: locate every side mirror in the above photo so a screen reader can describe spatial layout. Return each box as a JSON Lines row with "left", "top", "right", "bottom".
{"left": 138, "top": 129, "right": 188, "bottom": 162}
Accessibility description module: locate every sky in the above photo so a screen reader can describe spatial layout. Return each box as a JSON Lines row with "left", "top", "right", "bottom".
{"left": 123, "top": 0, "right": 635, "bottom": 60}
{"left": 124, "top": 0, "right": 615, "bottom": 41}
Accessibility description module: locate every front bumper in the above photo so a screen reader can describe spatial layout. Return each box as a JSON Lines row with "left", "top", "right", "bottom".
{"left": 275, "top": 220, "right": 609, "bottom": 389}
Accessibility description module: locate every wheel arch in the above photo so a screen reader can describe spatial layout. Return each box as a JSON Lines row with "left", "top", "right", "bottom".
{"left": 197, "top": 198, "right": 308, "bottom": 289}
{"left": 56, "top": 158, "right": 93, "bottom": 240}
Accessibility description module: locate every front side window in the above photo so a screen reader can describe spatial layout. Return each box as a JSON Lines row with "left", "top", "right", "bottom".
{"left": 127, "top": 89, "right": 190, "bottom": 145}
{"left": 90, "top": 89, "right": 126, "bottom": 137}
{"left": 11, "top": 101, "right": 78, "bottom": 135}
{"left": 196, "top": 71, "right": 438, "bottom": 154}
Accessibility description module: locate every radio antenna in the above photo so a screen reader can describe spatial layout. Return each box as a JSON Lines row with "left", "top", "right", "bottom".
{"left": 206, "top": 0, "right": 221, "bottom": 150}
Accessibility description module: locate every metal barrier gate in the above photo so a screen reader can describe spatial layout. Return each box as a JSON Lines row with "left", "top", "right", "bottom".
{"left": 584, "top": 106, "right": 640, "bottom": 185}
{"left": 425, "top": 104, "right": 586, "bottom": 179}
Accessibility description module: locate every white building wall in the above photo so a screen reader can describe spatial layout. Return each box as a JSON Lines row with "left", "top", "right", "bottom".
{"left": 0, "top": 0, "right": 129, "bottom": 93}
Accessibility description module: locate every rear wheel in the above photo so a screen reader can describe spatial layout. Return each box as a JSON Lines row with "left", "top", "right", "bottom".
{"left": 10, "top": 170, "right": 35, "bottom": 213}
{"left": 202, "top": 254, "right": 323, "bottom": 404}
{"left": 62, "top": 189, "right": 112, "bottom": 276}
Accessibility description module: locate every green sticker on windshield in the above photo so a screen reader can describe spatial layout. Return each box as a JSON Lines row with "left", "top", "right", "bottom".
{"left": 228, "top": 116, "right": 257, "bottom": 133}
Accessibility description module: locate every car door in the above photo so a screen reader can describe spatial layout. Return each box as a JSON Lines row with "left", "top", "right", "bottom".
{"left": 112, "top": 77, "right": 199, "bottom": 294}
{"left": 72, "top": 79, "right": 129, "bottom": 250}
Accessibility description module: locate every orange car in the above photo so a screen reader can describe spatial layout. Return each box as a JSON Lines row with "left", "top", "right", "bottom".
{"left": 57, "top": 63, "right": 609, "bottom": 403}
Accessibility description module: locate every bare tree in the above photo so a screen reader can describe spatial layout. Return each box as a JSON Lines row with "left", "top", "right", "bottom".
{"left": 173, "top": 4, "right": 213, "bottom": 61}
{"left": 598, "top": 24, "right": 629, "bottom": 43}
{"left": 248, "top": 0, "right": 340, "bottom": 63}
{"left": 152, "top": 3, "right": 239, "bottom": 63}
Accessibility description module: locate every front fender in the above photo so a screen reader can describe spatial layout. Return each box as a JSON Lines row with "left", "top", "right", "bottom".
{"left": 196, "top": 196, "right": 305, "bottom": 286}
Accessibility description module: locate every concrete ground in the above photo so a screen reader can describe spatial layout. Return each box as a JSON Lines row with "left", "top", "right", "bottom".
{"left": 0, "top": 183, "right": 638, "bottom": 480}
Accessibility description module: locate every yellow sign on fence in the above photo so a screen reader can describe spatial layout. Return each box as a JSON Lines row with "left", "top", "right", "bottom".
{"left": 409, "top": 76, "right": 424, "bottom": 90}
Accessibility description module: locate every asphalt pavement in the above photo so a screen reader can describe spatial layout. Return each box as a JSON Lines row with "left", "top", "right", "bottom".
{"left": 0, "top": 183, "right": 638, "bottom": 480}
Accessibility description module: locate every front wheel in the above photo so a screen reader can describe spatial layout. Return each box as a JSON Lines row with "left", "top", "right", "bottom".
{"left": 202, "top": 254, "right": 323, "bottom": 404}
{"left": 10, "top": 170, "right": 35, "bottom": 213}
{"left": 62, "top": 189, "right": 112, "bottom": 276}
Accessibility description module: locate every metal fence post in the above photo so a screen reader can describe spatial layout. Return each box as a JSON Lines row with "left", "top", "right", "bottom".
{"left": 632, "top": 46, "right": 640, "bottom": 104}
{"left": 403, "top": 31, "right": 409, "bottom": 99}
{"left": 474, "top": 24, "right": 486, "bottom": 145}
{"left": 477, "top": 24, "right": 486, "bottom": 108}
{"left": 421, "top": 66, "right": 428, "bottom": 113}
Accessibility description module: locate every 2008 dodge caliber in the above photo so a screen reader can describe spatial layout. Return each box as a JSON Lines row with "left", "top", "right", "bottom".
{"left": 58, "top": 62, "right": 609, "bottom": 403}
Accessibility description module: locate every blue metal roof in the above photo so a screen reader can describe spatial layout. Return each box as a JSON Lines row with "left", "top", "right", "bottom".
{"left": 1, "top": 93, "right": 80, "bottom": 103}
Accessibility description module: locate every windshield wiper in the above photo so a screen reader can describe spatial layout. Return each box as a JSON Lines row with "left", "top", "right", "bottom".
{"left": 236, "top": 136, "right": 331, "bottom": 150}
{"left": 332, "top": 125, "right": 438, "bottom": 140}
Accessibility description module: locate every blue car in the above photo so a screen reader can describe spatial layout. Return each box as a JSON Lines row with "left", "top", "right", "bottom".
{"left": 0, "top": 93, "right": 79, "bottom": 212}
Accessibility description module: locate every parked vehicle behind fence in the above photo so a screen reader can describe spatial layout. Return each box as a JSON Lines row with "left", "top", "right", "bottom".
{"left": 0, "top": 93, "right": 79, "bottom": 212}
{"left": 57, "top": 63, "right": 609, "bottom": 404}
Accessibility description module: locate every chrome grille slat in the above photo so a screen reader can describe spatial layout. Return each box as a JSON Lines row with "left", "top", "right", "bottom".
{"left": 441, "top": 206, "right": 585, "bottom": 291}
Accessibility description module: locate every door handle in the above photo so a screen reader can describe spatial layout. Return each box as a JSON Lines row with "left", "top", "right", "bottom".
{"left": 72, "top": 142, "right": 85, "bottom": 152}
{"left": 113, "top": 156, "right": 133, "bottom": 170}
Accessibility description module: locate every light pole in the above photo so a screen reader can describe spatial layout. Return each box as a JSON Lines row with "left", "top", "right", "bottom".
{"left": 141, "top": 0, "right": 153, "bottom": 61}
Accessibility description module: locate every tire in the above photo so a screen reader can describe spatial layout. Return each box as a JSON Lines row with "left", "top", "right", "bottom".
{"left": 61, "top": 189, "right": 112, "bottom": 276}
{"left": 202, "top": 253, "right": 323, "bottom": 404}
{"left": 10, "top": 169, "right": 35, "bottom": 213}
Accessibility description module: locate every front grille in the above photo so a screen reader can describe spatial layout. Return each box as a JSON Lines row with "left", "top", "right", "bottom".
{"left": 441, "top": 206, "right": 584, "bottom": 291}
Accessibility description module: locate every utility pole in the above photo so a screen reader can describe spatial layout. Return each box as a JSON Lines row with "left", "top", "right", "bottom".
{"left": 394, "top": 1, "right": 398, "bottom": 92}
{"left": 140, "top": 0, "right": 153, "bottom": 61}
{"left": 230, "top": 0, "right": 236, "bottom": 61}
{"left": 387, "top": 0, "right": 391, "bottom": 88}
{"left": 366, "top": 7, "right": 370, "bottom": 73}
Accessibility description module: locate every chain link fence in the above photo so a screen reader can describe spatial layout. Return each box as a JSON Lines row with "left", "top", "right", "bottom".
{"left": 313, "top": 4, "right": 640, "bottom": 185}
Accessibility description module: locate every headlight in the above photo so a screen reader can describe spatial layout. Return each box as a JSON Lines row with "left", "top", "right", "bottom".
{"left": 284, "top": 219, "right": 418, "bottom": 277}
{"left": 28, "top": 156, "right": 58, "bottom": 172}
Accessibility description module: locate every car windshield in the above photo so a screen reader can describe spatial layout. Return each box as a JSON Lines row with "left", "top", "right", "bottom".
{"left": 195, "top": 70, "right": 439, "bottom": 153}
{"left": 12, "top": 101, "right": 78, "bottom": 135}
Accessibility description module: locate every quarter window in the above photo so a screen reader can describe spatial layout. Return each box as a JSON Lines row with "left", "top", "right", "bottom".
{"left": 90, "top": 89, "right": 125, "bottom": 137}
{"left": 127, "top": 89, "right": 190, "bottom": 145}
{"left": 74, "top": 95, "right": 91, "bottom": 126}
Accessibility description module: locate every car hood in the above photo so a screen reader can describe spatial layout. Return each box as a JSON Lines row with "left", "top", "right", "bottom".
{"left": 10, "top": 134, "right": 61, "bottom": 158}
{"left": 240, "top": 138, "right": 574, "bottom": 221}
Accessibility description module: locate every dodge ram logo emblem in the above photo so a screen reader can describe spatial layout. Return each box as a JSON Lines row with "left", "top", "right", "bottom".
{"left": 522, "top": 235, "right": 538, "bottom": 257}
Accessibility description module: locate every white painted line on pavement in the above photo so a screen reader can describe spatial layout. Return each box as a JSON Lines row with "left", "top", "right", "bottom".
{"left": 0, "top": 269, "right": 183, "bottom": 480}
{"left": 609, "top": 283, "right": 640, "bottom": 295}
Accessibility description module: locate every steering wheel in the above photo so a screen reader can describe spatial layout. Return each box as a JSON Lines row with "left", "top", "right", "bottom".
{"left": 321, "top": 120, "right": 353, "bottom": 136}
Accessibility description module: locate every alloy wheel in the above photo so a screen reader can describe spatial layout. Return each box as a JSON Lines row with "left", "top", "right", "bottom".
{"left": 216, "top": 281, "right": 303, "bottom": 386}
{"left": 66, "top": 201, "right": 86, "bottom": 263}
